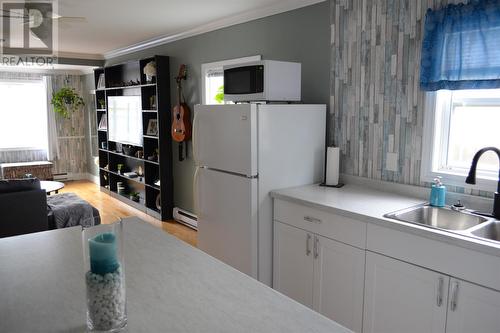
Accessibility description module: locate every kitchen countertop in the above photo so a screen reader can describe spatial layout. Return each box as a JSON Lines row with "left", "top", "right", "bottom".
{"left": 0, "top": 217, "right": 350, "bottom": 333}
{"left": 271, "top": 184, "right": 500, "bottom": 258}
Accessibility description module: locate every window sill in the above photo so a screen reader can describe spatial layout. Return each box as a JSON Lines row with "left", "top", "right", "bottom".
{"left": 421, "top": 169, "right": 497, "bottom": 193}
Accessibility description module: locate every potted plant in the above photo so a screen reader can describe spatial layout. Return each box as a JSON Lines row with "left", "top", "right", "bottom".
{"left": 129, "top": 192, "right": 140, "bottom": 202}
{"left": 51, "top": 87, "right": 85, "bottom": 118}
{"left": 98, "top": 98, "right": 105, "bottom": 109}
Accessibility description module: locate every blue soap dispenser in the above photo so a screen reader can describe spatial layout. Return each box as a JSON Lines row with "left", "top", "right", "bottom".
{"left": 430, "top": 177, "right": 446, "bottom": 207}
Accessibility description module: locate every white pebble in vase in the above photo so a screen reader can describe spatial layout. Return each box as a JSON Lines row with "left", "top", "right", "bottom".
{"left": 86, "top": 268, "right": 127, "bottom": 331}
{"left": 83, "top": 220, "right": 127, "bottom": 332}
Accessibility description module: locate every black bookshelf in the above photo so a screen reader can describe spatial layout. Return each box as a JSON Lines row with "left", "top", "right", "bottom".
{"left": 94, "top": 56, "right": 173, "bottom": 221}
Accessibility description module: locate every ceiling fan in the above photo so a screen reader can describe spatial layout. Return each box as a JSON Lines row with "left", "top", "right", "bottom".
{"left": 0, "top": 8, "right": 85, "bottom": 27}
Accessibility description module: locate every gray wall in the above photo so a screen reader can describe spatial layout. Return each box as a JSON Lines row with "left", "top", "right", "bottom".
{"left": 106, "top": 2, "right": 331, "bottom": 212}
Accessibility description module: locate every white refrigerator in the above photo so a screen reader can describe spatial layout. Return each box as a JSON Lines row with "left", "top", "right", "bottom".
{"left": 193, "top": 103, "right": 326, "bottom": 286}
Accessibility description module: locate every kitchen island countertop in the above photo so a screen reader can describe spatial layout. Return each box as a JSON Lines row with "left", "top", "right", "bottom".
{"left": 0, "top": 217, "right": 350, "bottom": 333}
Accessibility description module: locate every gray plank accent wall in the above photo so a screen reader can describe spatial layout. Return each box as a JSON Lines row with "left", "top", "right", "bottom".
{"left": 83, "top": 73, "right": 98, "bottom": 178}
{"left": 329, "top": 0, "right": 491, "bottom": 197}
{"left": 51, "top": 75, "right": 89, "bottom": 176}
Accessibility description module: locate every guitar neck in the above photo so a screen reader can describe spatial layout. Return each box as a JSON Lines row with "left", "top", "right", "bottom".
{"left": 177, "top": 82, "right": 183, "bottom": 104}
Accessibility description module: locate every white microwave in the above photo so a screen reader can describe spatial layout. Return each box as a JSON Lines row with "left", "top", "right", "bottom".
{"left": 223, "top": 60, "right": 301, "bottom": 102}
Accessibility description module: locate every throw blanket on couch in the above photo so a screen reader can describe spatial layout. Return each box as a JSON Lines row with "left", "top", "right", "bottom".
{"left": 47, "top": 193, "right": 96, "bottom": 228}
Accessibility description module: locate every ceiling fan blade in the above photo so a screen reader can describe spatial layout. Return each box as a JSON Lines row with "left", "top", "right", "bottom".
{"left": 19, "top": 16, "right": 86, "bottom": 25}
{"left": 48, "top": 11, "right": 85, "bottom": 20}
{"left": 0, "top": 14, "right": 28, "bottom": 19}
{"left": 54, "top": 16, "right": 86, "bottom": 21}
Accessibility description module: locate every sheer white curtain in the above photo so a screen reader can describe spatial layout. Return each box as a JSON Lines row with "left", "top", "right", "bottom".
{"left": 44, "top": 75, "right": 59, "bottom": 161}
{"left": 0, "top": 71, "right": 48, "bottom": 163}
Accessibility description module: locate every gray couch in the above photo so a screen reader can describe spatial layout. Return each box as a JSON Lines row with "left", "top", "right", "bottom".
{"left": 0, "top": 178, "right": 101, "bottom": 238}
{"left": 0, "top": 178, "right": 48, "bottom": 238}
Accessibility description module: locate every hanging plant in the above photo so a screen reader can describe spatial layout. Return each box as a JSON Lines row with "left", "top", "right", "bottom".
{"left": 51, "top": 87, "right": 85, "bottom": 118}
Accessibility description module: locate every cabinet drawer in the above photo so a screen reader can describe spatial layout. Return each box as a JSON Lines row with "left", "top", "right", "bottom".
{"left": 367, "top": 223, "right": 500, "bottom": 292}
{"left": 274, "top": 199, "right": 366, "bottom": 249}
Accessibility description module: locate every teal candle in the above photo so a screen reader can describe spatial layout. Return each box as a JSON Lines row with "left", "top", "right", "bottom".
{"left": 88, "top": 232, "right": 119, "bottom": 275}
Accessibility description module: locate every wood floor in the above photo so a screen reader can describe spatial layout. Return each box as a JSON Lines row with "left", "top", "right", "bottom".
{"left": 60, "top": 180, "right": 197, "bottom": 247}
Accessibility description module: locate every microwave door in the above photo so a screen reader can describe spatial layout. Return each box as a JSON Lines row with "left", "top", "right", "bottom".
{"left": 193, "top": 104, "right": 257, "bottom": 177}
{"left": 224, "top": 65, "right": 264, "bottom": 100}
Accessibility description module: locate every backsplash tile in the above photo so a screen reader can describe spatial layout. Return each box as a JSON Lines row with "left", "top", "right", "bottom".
{"left": 329, "top": 0, "right": 492, "bottom": 198}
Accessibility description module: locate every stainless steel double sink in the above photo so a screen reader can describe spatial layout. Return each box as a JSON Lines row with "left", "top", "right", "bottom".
{"left": 384, "top": 204, "right": 500, "bottom": 242}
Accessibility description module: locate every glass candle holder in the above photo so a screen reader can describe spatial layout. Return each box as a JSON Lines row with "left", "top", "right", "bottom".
{"left": 82, "top": 220, "right": 127, "bottom": 332}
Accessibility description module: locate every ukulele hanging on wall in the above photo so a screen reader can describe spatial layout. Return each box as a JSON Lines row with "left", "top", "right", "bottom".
{"left": 171, "top": 64, "right": 192, "bottom": 161}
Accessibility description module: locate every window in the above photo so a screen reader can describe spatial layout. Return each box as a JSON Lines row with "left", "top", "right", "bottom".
{"left": 419, "top": 2, "right": 500, "bottom": 192}
{"left": 201, "top": 55, "right": 261, "bottom": 104}
{"left": 0, "top": 79, "right": 48, "bottom": 151}
{"left": 204, "top": 68, "right": 224, "bottom": 105}
{"left": 422, "top": 89, "right": 500, "bottom": 192}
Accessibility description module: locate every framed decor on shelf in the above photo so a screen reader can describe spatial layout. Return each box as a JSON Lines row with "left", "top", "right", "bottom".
{"left": 98, "top": 114, "right": 107, "bottom": 130}
{"left": 149, "top": 95, "right": 157, "bottom": 109}
{"left": 97, "top": 74, "right": 105, "bottom": 89}
{"left": 155, "top": 193, "right": 161, "bottom": 210}
{"left": 146, "top": 119, "right": 158, "bottom": 136}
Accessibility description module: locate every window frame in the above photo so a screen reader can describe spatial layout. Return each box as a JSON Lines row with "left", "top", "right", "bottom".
{"left": 421, "top": 91, "right": 499, "bottom": 193}
{"left": 201, "top": 55, "right": 261, "bottom": 105}
{"left": 0, "top": 78, "right": 48, "bottom": 152}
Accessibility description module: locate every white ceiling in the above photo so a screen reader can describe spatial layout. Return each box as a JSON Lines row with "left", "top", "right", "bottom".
{"left": 44, "top": 0, "right": 323, "bottom": 59}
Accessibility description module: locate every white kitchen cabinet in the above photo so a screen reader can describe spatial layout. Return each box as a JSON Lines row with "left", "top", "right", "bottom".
{"left": 273, "top": 221, "right": 314, "bottom": 307}
{"left": 363, "top": 252, "right": 448, "bottom": 333}
{"left": 274, "top": 221, "right": 365, "bottom": 332}
{"left": 446, "top": 278, "right": 500, "bottom": 333}
{"left": 273, "top": 197, "right": 500, "bottom": 333}
{"left": 313, "top": 235, "right": 365, "bottom": 333}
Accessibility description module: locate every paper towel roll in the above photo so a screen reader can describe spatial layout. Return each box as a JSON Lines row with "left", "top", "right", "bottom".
{"left": 326, "top": 147, "right": 340, "bottom": 186}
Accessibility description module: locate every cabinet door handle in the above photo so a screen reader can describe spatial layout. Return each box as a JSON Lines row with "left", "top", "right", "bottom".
{"left": 313, "top": 236, "right": 319, "bottom": 258}
{"left": 306, "top": 234, "right": 311, "bottom": 256}
{"left": 450, "top": 281, "right": 459, "bottom": 311}
{"left": 437, "top": 277, "right": 444, "bottom": 307}
{"left": 304, "top": 216, "right": 322, "bottom": 224}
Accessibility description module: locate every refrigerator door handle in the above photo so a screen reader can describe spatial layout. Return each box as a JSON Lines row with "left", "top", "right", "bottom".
{"left": 192, "top": 112, "right": 199, "bottom": 164}
{"left": 193, "top": 167, "right": 201, "bottom": 216}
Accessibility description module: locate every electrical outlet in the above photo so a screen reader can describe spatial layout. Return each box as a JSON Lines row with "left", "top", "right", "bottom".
{"left": 386, "top": 152, "right": 399, "bottom": 172}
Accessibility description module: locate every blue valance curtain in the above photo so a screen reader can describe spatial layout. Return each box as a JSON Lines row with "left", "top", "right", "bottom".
{"left": 420, "top": 0, "right": 500, "bottom": 91}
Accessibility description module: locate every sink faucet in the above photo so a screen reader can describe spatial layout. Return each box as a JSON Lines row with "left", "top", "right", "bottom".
{"left": 465, "top": 147, "right": 500, "bottom": 219}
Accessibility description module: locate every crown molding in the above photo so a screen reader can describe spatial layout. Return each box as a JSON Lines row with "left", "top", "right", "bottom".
{"left": 0, "top": 63, "right": 97, "bottom": 75}
{"left": 104, "top": 0, "right": 326, "bottom": 60}
{"left": 57, "top": 51, "right": 104, "bottom": 60}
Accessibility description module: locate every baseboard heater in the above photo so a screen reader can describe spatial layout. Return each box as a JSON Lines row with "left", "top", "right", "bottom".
{"left": 173, "top": 207, "right": 198, "bottom": 230}
{"left": 53, "top": 173, "right": 69, "bottom": 181}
